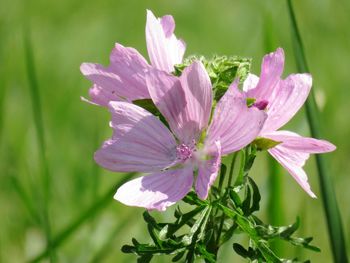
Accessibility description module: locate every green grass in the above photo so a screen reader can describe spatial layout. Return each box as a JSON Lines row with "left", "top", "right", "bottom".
{"left": 1, "top": 0, "right": 349, "bottom": 262}
{"left": 24, "top": 27, "right": 55, "bottom": 261}
{"left": 287, "top": 1, "right": 348, "bottom": 262}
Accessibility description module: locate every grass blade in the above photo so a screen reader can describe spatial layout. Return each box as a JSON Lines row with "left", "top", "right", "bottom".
{"left": 286, "top": 1, "right": 348, "bottom": 262}
{"left": 24, "top": 27, "right": 55, "bottom": 261}
{"left": 28, "top": 172, "right": 135, "bottom": 263}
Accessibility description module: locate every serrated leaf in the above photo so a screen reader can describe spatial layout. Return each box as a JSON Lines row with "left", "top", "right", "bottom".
{"left": 164, "top": 206, "right": 206, "bottom": 239}
{"left": 233, "top": 243, "right": 250, "bottom": 258}
{"left": 242, "top": 186, "right": 252, "bottom": 216}
{"left": 147, "top": 223, "right": 163, "bottom": 248}
{"left": 121, "top": 245, "right": 136, "bottom": 254}
{"left": 217, "top": 164, "right": 227, "bottom": 193}
{"left": 248, "top": 177, "right": 261, "bottom": 213}
{"left": 143, "top": 211, "right": 161, "bottom": 230}
{"left": 132, "top": 238, "right": 140, "bottom": 246}
{"left": 182, "top": 191, "right": 206, "bottom": 206}
{"left": 181, "top": 206, "right": 211, "bottom": 245}
{"left": 280, "top": 217, "right": 299, "bottom": 238}
{"left": 228, "top": 188, "right": 242, "bottom": 207}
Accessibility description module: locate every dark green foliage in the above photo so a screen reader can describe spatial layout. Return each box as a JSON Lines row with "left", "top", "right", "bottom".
{"left": 122, "top": 147, "right": 319, "bottom": 262}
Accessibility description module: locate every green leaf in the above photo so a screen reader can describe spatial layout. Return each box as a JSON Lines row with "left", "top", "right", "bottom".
{"left": 228, "top": 188, "right": 242, "bottom": 207}
{"left": 233, "top": 243, "right": 250, "bottom": 259}
{"left": 147, "top": 224, "right": 163, "bottom": 248}
{"left": 217, "top": 164, "right": 227, "bottom": 193}
{"left": 182, "top": 191, "right": 206, "bottom": 206}
{"left": 248, "top": 177, "right": 261, "bottom": 214}
{"left": 287, "top": 236, "right": 320, "bottom": 252}
{"left": 196, "top": 244, "right": 216, "bottom": 263}
{"left": 234, "top": 150, "right": 246, "bottom": 186}
{"left": 181, "top": 206, "right": 211, "bottom": 245}
{"left": 241, "top": 186, "right": 252, "bottom": 216}
{"left": 218, "top": 204, "right": 281, "bottom": 262}
{"left": 162, "top": 205, "right": 207, "bottom": 239}
{"left": 143, "top": 211, "right": 162, "bottom": 231}
{"left": 121, "top": 245, "right": 136, "bottom": 254}
{"left": 279, "top": 217, "right": 299, "bottom": 238}
{"left": 172, "top": 251, "right": 185, "bottom": 262}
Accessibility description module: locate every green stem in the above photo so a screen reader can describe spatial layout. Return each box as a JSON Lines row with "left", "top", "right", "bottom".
{"left": 227, "top": 153, "right": 238, "bottom": 189}
{"left": 28, "top": 173, "right": 135, "bottom": 263}
{"left": 286, "top": 1, "right": 348, "bottom": 262}
{"left": 267, "top": 156, "right": 284, "bottom": 253}
{"left": 234, "top": 150, "right": 246, "bottom": 186}
{"left": 215, "top": 153, "right": 238, "bottom": 247}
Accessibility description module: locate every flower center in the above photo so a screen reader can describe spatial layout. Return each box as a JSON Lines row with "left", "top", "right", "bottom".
{"left": 176, "top": 142, "right": 196, "bottom": 162}
{"left": 253, "top": 99, "right": 269, "bottom": 110}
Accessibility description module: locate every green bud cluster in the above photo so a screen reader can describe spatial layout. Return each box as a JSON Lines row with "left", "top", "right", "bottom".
{"left": 174, "top": 55, "right": 251, "bottom": 101}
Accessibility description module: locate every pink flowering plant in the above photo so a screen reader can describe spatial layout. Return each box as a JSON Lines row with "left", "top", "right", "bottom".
{"left": 81, "top": 10, "right": 335, "bottom": 262}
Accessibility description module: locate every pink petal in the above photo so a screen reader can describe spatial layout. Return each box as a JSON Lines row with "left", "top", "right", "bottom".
{"left": 160, "top": 15, "right": 175, "bottom": 37}
{"left": 246, "top": 48, "right": 284, "bottom": 100}
{"left": 80, "top": 43, "right": 150, "bottom": 106}
{"left": 114, "top": 167, "right": 193, "bottom": 211}
{"left": 87, "top": 84, "right": 121, "bottom": 106}
{"left": 242, "top": 73, "right": 259, "bottom": 92}
{"left": 179, "top": 61, "right": 213, "bottom": 137}
{"left": 268, "top": 145, "right": 316, "bottom": 198}
{"left": 195, "top": 141, "right": 221, "bottom": 200}
{"left": 146, "top": 61, "right": 212, "bottom": 143}
{"left": 266, "top": 130, "right": 335, "bottom": 198}
{"left": 262, "top": 74, "right": 312, "bottom": 133}
{"left": 146, "top": 10, "right": 186, "bottom": 73}
{"left": 95, "top": 102, "right": 177, "bottom": 172}
{"left": 206, "top": 81, "right": 267, "bottom": 155}
{"left": 264, "top": 130, "right": 336, "bottom": 153}
{"left": 145, "top": 68, "right": 188, "bottom": 142}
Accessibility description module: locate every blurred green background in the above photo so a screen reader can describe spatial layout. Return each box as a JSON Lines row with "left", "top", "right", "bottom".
{"left": 1, "top": 0, "right": 349, "bottom": 262}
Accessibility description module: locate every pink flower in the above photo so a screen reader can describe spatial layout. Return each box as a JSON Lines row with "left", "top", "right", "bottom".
{"left": 80, "top": 10, "right": 186, "bottom": 106}
{"left": 95, "top": 61, "right": 267, "bottom": 211}
{"left": 243, "top": 48, "right": 336, "bottom": 197}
